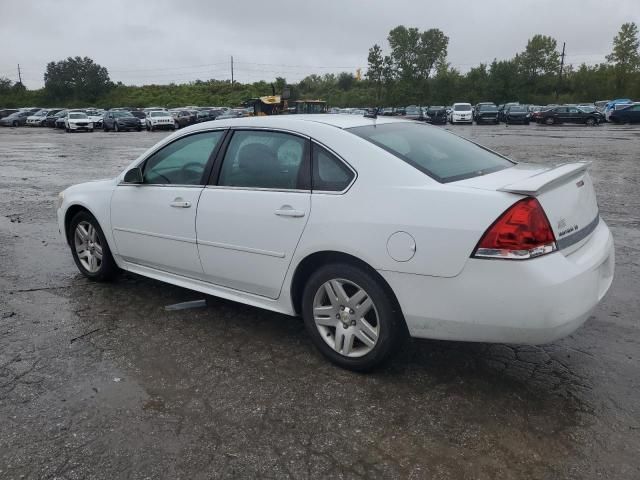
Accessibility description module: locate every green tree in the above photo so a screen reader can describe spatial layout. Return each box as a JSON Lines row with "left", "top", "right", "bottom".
{"left": 44, "top": 56, "right": 112, "bottom": 103}
{"left": 518, "top": 35, "right": 560, "bottom": 78}
{"left": 337, "top": 72, "right": 355, "bottom": 90}
{"left": 606, "top": 22, "right": 640, "bottom": 93}
{"left": 0, "top": 77, "right": 13, "bottom": 93}
{"left": 366, "top": 44, "right": 384, "bottom": 101}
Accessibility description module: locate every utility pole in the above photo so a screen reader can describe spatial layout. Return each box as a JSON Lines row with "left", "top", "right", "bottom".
{"left": 17, "top": 64, "right": 23, "bottom": 84}
{"left": 556, "top": 42, "right": 566, "bottom": 101}
{"left": 230, "top": 55, "right": 234, "bottom": 86}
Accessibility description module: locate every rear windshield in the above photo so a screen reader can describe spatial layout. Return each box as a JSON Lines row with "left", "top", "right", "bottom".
{"left": 348, "top": 122, "right": 513, "bottom": 183}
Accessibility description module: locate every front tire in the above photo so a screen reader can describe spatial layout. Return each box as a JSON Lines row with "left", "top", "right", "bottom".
{"left": 69, "top": 211, "right": 118, "bottom": 282}
{"left": 302, "top": 263, "right": 405, "bottom": 371}
{"left": 586, "top": 117, "right": 596, "bottom": 126}
{"left": 114, "top": 123, "right": 119, "bottom": 132}
{"left": 545, "top": 117, "right": 555, "bottom": 125}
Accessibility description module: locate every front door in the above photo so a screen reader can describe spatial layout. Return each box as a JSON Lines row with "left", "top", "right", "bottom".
{"left": 111, "top": 130, "right": 225, "bottom": 277}
{"left": 196, "top": 129, "right": 311, "bottom": 299}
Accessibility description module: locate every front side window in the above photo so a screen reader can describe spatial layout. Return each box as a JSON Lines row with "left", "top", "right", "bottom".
{"left": 312, "top": 144, "right": 354, "bottom": 192}
{"left": 348, "top": 123, "right": 513, "bottom": 183}
{"left": 143, "top": 131, "right": 224, "bottom": 185}
{"left": 218, "top": 130, "right": 308, "bottom": 190}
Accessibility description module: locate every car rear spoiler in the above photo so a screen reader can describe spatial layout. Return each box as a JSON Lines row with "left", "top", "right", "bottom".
{"left": 497, "top": 162, "right": 590, "bottom": 196}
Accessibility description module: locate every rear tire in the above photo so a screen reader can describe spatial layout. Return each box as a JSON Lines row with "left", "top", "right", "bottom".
{"left": 68, "top": 211, "right": 118, "bottom": 282}
{"left": 302, "top": 263, "right": 405, "bottom": 372}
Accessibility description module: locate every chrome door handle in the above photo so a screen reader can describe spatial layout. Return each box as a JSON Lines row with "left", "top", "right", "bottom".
{"left": 170, "top": 200, "right": 191, "bottom": 208}
{"left": 275, "top": 207, "right": 305, "bottom": 218}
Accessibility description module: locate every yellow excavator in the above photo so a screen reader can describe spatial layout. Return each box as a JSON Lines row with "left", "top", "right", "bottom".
{"left": 246, "top": 86, "right": 326, "bottom": 116}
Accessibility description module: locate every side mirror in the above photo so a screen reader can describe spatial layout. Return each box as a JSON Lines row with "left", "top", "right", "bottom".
{"left": 123, "top": 167, "right": 143, "bottom": 184}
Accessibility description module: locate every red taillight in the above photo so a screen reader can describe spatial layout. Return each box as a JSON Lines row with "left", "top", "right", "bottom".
{"left": 473, "top": 197, "right": 557, "bottom": 260}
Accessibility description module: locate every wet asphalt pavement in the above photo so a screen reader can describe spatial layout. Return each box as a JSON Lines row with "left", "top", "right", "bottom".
{"left": 0, "top": 123, "right": 639, "bottom": 479}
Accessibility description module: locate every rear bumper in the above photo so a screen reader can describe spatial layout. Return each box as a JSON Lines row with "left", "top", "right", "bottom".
{"left": 380, "top": 219, "right": 614, "bottom": 344}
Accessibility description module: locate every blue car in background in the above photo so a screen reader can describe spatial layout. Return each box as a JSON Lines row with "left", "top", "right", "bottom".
{"left": 604, "top": 99, "right": 633, "bottom": 122}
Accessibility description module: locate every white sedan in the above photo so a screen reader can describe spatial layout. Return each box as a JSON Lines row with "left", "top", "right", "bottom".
{"left": 65, "top": 111, "right": 93, "bottom": 132}
{"left": 57, "top": 115, "right": 614, "bottom": 371}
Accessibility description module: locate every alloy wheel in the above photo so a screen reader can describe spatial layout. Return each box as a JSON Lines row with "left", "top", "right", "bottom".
{"left": 74, "top": 221, "right": 103, "bottom": 273}
{"left": 312, "top": 278, "right": 379, "bottom": 358}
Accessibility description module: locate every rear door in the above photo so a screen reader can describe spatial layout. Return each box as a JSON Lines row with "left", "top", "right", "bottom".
{"left": 196, "top": 129, "right": 311, "bottom": 299}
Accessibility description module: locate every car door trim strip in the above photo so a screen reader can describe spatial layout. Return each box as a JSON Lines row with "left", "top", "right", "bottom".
{"left": 197, "top": 239, "right": 286, "bottom": 258}
{"left": 113, "top": 227, "right": 196, "bottom": 244}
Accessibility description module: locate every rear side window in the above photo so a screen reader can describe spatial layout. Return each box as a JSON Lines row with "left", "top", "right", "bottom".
{"left": 218, "top": 130, "right": 308, "bottom": 190}
{"left": 312, "top": 144, "right": 354, "bottom": 192}
{"left": 348, "top": 123, "right": 513, "bottom": 183}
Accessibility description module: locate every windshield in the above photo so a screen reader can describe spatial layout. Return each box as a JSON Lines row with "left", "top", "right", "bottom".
{"left": 405, "top": 106, "right": 420, "bottom": 114}
{"left": 508, "top": 106, "right": 526, "bottom": 112}
{"left": 348, "top": 123, "right": 513, "bottom": 183}
{"left": 150, "top": 111, "right": 168, "bottom": 117}
{"left": 479, "top": 105, "right": 497, "bottom": 112}
{"left": 453, "top": 104, "right": 471, "bottom": 111}
{"left": 69, "top": 113, "right": 87, "bottom": 119}
{"left": 113, "top": 111, "right": 134, "bottom": 118}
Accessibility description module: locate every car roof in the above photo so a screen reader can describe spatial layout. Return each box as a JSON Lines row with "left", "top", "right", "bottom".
{"left": 185, "top": 114, "right": 408, "bottom": 132}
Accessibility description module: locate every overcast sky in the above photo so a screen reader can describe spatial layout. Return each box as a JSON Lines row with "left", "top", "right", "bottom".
{"left": 1, "top": 0, "right": 638, "bottom": 89}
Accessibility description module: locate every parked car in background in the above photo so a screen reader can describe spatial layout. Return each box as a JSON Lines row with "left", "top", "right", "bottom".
{"left": 474, "top": 103, "right": 499, "bottom": 124}
{"left": 45, "top": 110, "right": 66, "bottom": 128}
{"left": 196, "top": 110, "right": 213, "bottom": 123}
{"left": 537, "top": 106, "right": 603, "bottom": 126}
{"left": 27, "top": 109, "right": 55, "bottom": 127}
{"left": 0, "top": 110, "right": 32, "bottom": 127}
{"left": 129, "top": 111, "right": 147, "bottom": 129}
{"left": 65, "top": 111, "right": 94, "bottom": 132}
{"left": 172, "top": 110, "right": 195, "bottom": 129}
{"left": 0, "top": 108, "right": 19, "bottom": 119}
{"left": 103, "top": 110, "right": 142, "bottom": 132}
{"left": 498, "top": 102, "right": 519, "bottom": 122}
{"left": 86, "top": 109, "right": 104, "bottom": 129}
{"left": 609, "top": 103, "right": 640, "bottom": 124}
{"left": 594, "top": 100, "right": 609, "bottom": 113}
{"left": 424, "top": 106, "right": 447, "bottom": 125}
{"left": 57, "top": 115, "right": 614, "bottom": 371}
{"left": 403, "top": 105, "right": 424, "bottom": 121}
{"left": 55, "top": 112, "right": 68, "bottom": 129}
{"left": 449, "top": 103, "right": 473, "bottom": 124}
{"left": 146, "top": 110, "right": 176, "bottom": 131}
{"left": 504, "top": 105, "right": 530, "bottom": 125}
{"left": 604, "top": 99, "right": 633, "bottom": 122}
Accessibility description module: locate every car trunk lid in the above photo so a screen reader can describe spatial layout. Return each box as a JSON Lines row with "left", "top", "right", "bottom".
{"left": 454, "top": 162, "right": 599, "bottom": 253}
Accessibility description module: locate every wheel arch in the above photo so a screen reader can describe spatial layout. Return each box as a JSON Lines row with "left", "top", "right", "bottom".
{"left": 64, "top": 203, "right": 100, "bottom": 246}
{"left": 289, "top": 250, "right": 407, "bottom": 330}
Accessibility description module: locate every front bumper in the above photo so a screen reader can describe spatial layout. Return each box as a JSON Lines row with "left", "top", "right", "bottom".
{"left": 68, "top": 122, "right": 94, "bottom": 131}
{"left": 149, "top": 121, "right": 175, "bottom": 130}
{"left": 451, "top": 115, "right": 472, "bottom": 123}
{"left": 506, "top": 116, "right": 530, "bottom": 123}
{"left": 380, "top": 219, "right": 614, "bottom": 344}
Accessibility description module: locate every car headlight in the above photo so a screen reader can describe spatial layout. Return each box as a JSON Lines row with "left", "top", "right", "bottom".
{"left": 57, "top": 191, "right": 65, "bottom": 209}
